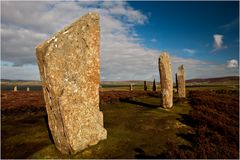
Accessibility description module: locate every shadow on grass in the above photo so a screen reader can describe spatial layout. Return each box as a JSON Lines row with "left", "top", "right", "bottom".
{"left": 2, "top": 141, "right": 50, "bottom": 159}
{"left": 176, "top": 113, "right": 196, "bottom": 144}
{"left": 119, "top": 98, "right": 161, "bottom": 108}
{"left": 134, "top": 113, "right": 195, "bottom": 159}
{"left": 177, "top": 113, "right": 195, "bottom": 128}
{"left": 44, "top": 115, "right": 54, "bottom": 144}
{"left": 173, "top": 97, "right": 188, "bottom": 104}
{"left": 134, "top": 148, "right": 165, "bottom": 159}
{"left": 176, "top": 132, "right": 195, "bottom": 145}
{"left": 147, "top": 92, "right": 160, "bottom": 98}
{"left": 173, "top": 113, "right": 195, "bottom": 154}
{"left": 2, "top": 114, "right": 52, "bottom": 159}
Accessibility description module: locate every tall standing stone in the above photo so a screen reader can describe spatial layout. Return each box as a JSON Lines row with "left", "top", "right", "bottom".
{"left": 35, "top": 12, "right": 107, "bottom": 155}
{"left": 158, "top": 52, "right": 173, "bottom": 108}
{"left": 176, "top": 65, "right": 186, "bottom": 98}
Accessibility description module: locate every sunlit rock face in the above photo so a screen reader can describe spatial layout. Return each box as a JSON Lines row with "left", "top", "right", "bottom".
{"left": 158, "top": 52, "right": 173, "bottom": 109}
{"left": 176, "top": 65, "right": 186, "bottom": 98}
{"left": 36, "top": 12, "right": 107, "bottom": 155}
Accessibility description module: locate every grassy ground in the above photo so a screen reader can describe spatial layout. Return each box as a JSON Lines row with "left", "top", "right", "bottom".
{"left": 100, "top": 84, "right": 161, "bottom": 91}
{"left": 1, "top": 92, "right": 192, "bottom": 159}
{"left": 100, "top": 84, "right": 238, "bottom": 91}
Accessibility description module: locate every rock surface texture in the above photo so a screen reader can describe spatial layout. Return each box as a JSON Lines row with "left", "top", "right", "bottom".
{"left": 158, "top": 52, "right": 173, "bottom": 108}
{"left": 176, "top": 65, "right": 186, "bottom": 98}
{"left": 36, "top": 12, "right": 107, "bottom": 155}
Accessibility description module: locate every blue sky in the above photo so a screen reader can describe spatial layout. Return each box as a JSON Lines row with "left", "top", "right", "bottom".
{"left": 1, "top": 1, "right": 239, "bottom": 81}
{"left": 129, "top": 1, "right": 239, "bottom": 63}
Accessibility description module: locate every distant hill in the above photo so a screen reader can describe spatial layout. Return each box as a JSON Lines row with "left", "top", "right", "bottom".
{"left": 1, "top": 79, "right": 40, "bottom": 82}
{"left": 102, "top": 76, "right": 239, "bottom": 86}
{"left": 101, "top": 80, "right": 158, "bottom": 85}
{"left": 186, "top": 76, "right": 239, "bottom": 85}
{"left": 1, "top": 79, "right": 41, "bottom": 86}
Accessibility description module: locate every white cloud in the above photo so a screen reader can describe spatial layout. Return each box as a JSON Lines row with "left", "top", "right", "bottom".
{"left": 212, "top": 34, "right": 227, "bottom": 52}
{"left": 1, "top": 25, "right": 48, "bottom": 66}
{"left": 219, "top": 18, "right": 239, "bottom": 30}
{"left": 1, "top": 65, "right": 40, "bottom": 80}
{"left": 227, "top": 59, "right": 238, "bottom": 68}
{"left": 171, "top": 57, "right": 238, "bottom": 79}
{"left": 150, "top": 38, "right": 157, "bottom": 42}
{"left": 213, "top": 34, "right": 223, "bottom": 49}
{"left": 1, "top": 1, "right": 238, "bottom": 81}
{"left": 109, "top": 3, "right": 147, "bottom": 24}
{"left": 172, "top": 56, "right": 207, "bottom": 65}
{"left": 183, "top": 48, "right": 196, "bottom": 55}
{"left": 1, "top": 1, "right": 152, "bottom": 80}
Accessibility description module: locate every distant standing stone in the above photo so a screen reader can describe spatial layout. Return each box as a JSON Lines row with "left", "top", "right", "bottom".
{"left": 27, "top": 87, "right": 30, "bottom": 91}
{"left": 152, "top": 79, "right": 157, "bottom": 91}
{"left": 144, "top": 81, "right": 147, "bottom": 91}
{"left": 130, "top": 83, "right": 133, "bottom": 91}
{"left": 14, "top": 86, "right": 17, "bottom": 92}
{"left": 176, "top": 65, "right": 186, "bottom": 98}
{"left": 175, "top": 73, "right": 178, "bottom": 92}
{"left": 173, "top": 88, "right": 177, "bottom": 93}
{"left": 36, "top": 12, "right": 107, "bottom": 154}
{"left": 158, "top": 52, "right": 173, "bottom": 108}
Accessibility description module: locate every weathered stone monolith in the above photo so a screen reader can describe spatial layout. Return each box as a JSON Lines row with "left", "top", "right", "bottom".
{"left": 144, "top": 81, "right": 147, "bottom": 91}
{"left": 14, "top": 86, "right": 17, "bottom": 92}
{"left": 176, "top": 65, "right": 186, "bottom": 98}
{"left": 35, "top": 12, "right": 107, "bottom": 155}
{"left": 27, "top": 87, "right": 30, "bottom": 91}
{"left": 158, "top": 52, "right": 173, "bottom": 108}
